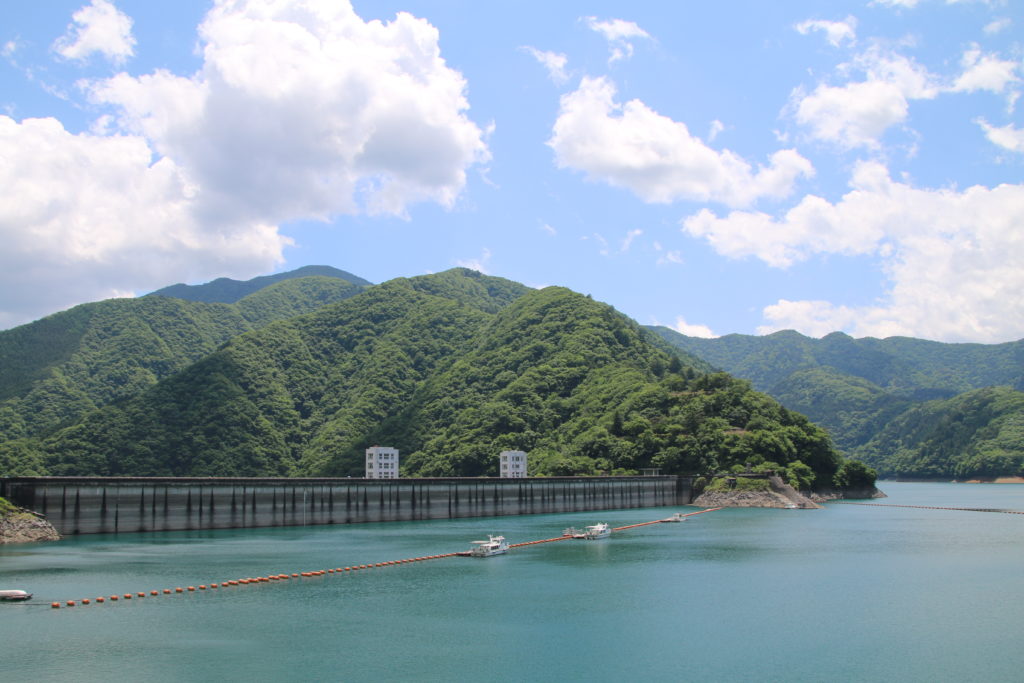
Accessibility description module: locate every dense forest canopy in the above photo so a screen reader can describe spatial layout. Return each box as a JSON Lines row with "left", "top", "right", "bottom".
{"left": 1, "top": 269, "right": 860, "bottom": 489}
{"left": 652, "top": 327, "right": 1024, "bottom": 478}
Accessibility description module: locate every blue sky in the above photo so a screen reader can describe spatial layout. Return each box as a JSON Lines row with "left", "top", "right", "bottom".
{"left": 1, "top": 0, "right": 1022, "bottom": 343}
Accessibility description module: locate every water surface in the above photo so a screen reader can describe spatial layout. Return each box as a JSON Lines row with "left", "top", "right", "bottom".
{"left": 3, "top": 482, "right": 1023, "bottom": 682}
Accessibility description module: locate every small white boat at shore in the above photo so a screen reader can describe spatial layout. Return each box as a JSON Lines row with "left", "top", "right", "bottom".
{"left": 0, "top": 589, "right": 32, "bottom": 601}
{"left": 468, "top": 535, "right": 509, "bottom": 557}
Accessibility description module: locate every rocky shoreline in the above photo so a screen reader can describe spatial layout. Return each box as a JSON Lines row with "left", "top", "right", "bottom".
{"left": 693, "top": 485, "right": 886, "bottom": 509}
{"left": 0, "top": 512, "right": 61, "bottom": 544}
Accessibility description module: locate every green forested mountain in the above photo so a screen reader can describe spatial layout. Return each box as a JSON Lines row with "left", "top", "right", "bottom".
{"left": 146, "top": 264, "right": 371, "bottom": 303}
{"left": 3, "top": 269, "right": 852, "bottom": 488}
{"left": 0, "top": 275, "right": 365, "bottom": 455}
{"left": 650, "top": 327, "right": 1024, "bottom": 478}
{"left": 856, "top": 387, "right": 1024, "bottom": 479}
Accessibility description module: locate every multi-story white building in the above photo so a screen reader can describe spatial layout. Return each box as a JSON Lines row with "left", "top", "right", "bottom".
{"left": 499, "top": 450, "right": 527, "bottom": 478}
{"left": 365, "top": 446, "right": 399, "bottom": 479}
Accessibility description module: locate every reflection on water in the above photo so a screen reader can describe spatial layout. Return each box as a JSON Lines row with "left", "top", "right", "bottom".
{"left": 2, "top": 482, "right": 1023, "bottom": 682}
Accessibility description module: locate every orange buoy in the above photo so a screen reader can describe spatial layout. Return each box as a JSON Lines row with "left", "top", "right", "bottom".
{"left": 96, "top": 597, "right": 105, "bottom": 603}
{"left": 150, "top": 590, "right": 158, "bottom": 596}
{"left": 199, "top": 585, "right": 207, "bottom": 590}
{"left": 175, "top": 588, "right": 183, "bottom": 593}
{"left": 51, "top": 602, "right": 60, "bottom": 608}
{"left": 124, "top": 594, "right": 132, "bottom": 599}
{"left": 81, "top": 599, "right": 90, "bottom": 605}
{"left": 66, "top": 600, "right": 76, "bottom": 606}
{"left": 187, "top": 586, "right": 195, "bottom": 592}
{"left": 163, "top": 589, "right": 171, "bottom": 594}
{"left": 211, "top": 583, "right": 218, "bottom": 588}
{"left": 110, "top": 595, "right": 119, "bottom": 601}
{"left": 137, "top": 592, "right": 145, "bottom": 597}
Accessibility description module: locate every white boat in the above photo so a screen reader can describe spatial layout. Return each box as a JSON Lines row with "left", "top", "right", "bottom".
{"left": 468, "top": 535, "right": 509, "bottom": 557}
{"left": 582, "top": 523, "right": 610, "bottom": 540}
{"left": 0, "top": 589, "right": 32, "bottom": 601}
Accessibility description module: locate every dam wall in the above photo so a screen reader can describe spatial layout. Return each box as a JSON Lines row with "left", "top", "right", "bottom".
{"left": 0, "top": 476, "right": 693, "bottom": 536}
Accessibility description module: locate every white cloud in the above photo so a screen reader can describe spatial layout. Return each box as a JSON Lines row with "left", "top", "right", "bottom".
{"left": 950, "top": 46, "right": 1019, "bottom": 94}
{"left": 456, "top": 248, "right": 492, "bottom": 274}
{"left": 522, "top": 46, "right": 569, "bottom": 84}
{"left": 791, "top": 47, "right": 938, "bottom": 149}
{"left": 53, "top": 0, "right": 135, "bottom": 64}
{"left": 581, "top": 232, "right": 611, "bottom": 256}
{"left": 620, "top": 228, "right": 642, "bottom": 252}
{"left": 795, "top": 16, "right": 857, "bottom": 47}
{"left": 541, "top": 223, "right": 557, "bottom": 236}
{"left": 983, "top": 18, "right": 1011, "bottom": 34}
{"left": 1, "top": 0, "right": 488, "bottom": 329}
{"left": 870, "top": 0, "right": 920, "bottom": 7}
{"left": 707, "top": 119, "right": 725, "bottom": 142}
{"left": 683, "top": 161, "right": 1024, "bottom": 342}
{"left": 89, "top": 0, "right": 488, "bottom": 221}
{"left": 0, "top": 115, "right": 289, "bottom": 329}
{"left": 550, "top": 76, "right": 813, "bottom": 207}
{"left": 583, "top": 17, "right": 651, "bottom": 63}
{"left": 977, "top": 119, "right": 1024, "bottom": 152}
{"left": 656, "top": 250, "right": 684, "bottom": 266}
{"left": 672, "top": 316, "right": 717, "bottom": 338}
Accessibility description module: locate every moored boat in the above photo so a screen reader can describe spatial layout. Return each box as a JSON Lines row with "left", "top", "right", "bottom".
{"left": 468, "top": 535, "right": 509, "bottom": 557}
{"left": 582, "top": 523, "right": 610, "bottom": 540}
{"left": 0, "top": 589, "right": 32, "bottom": 601}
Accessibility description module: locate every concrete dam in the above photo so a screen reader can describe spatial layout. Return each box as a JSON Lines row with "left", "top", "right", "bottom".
{"left": 1, "top": 476, "right": 694, "bottom": 536}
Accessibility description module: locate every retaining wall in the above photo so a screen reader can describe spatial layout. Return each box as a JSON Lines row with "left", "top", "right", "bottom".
{"left": 1, "top": 476, "right": 693, "bottom": 536}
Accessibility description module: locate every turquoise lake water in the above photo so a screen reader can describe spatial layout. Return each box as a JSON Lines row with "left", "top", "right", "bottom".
{"left": 2, "top": 481, "right": 1023, "bottom": 682}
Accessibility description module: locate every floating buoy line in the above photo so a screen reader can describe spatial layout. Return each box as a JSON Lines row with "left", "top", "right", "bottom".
{"left": 832, "top": 502, "right": 1024, "bottom": 514}
{"left": 43, "top": 507, "right": 722, "bottom": 610}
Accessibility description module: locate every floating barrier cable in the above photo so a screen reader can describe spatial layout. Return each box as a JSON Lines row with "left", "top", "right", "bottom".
{"left": 47, "top": 507, "right": 723, "bottom": 609}
{"left": 832, "top": 502, "right": 1024, "bottom": 515}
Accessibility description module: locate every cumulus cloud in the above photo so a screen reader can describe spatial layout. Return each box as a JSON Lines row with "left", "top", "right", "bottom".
{"left": 550, "top": 76, "right": 813, "bottom": 207}
{"left": 950, "top": 46, "right": 1019, "bottom": 94}
{"left": 1, "top": 0, "right": 488, "bottom": 328}
{"left": 522, "top": 46, "right": 569, "bottom": 84}
{"left": 795, "top": 16, "right": 857, "bottom": 47}
{"left": 672, "top": 316, "right": 717, "bottom": 338}
{"left": 683, "top": 161, "right": 1024, "bottom": 342}
{"left": 584, "top": 17, "right": 650, "bottom": 63}
{"left": 89, "top": 0, "right": 488, "bottom": 221}
{"left": 977, "top": 120, "right": 1024, "bottom": 152}
{"left": 0, "top": 116, "right": 289, "bottom": 328}
{"left": 791, "top": 47, "right": 938, "bottom": 149}
{"left": 53, "top": 0, "right": 135, "bottom": 64}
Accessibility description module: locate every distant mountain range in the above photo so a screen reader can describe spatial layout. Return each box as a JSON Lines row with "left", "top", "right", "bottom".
{"left": 0, "top": 267, "right": 851, "bottom": 491}
{"left": 2, "top": 264, "right": 1018, "bottom": 482}
{"left": 650, "top": 328, "right": 1024, "bottom": 479}
{"left": 146, "top": 265, "right": 371, "bottom": 303}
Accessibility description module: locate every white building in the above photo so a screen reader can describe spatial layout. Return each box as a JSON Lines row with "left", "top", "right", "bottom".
{"left": 365, "top": 446, "right": 399, "bottom": 479}
{"left": 499, "top": 450, "right": 528, "bottom": 478}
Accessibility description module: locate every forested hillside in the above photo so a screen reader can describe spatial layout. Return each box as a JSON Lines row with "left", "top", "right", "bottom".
{"left": 146, "top": 265, "right": 371, "bottom": 303}
{"left": 0, "top": 274, "right": 365, "bottom": 460}
{"left": 651, "top": 327, "right": 1024, "bottom": 478}
{"left": 856, "top": 387, "right": 1024, "bottom": 479}
{"left": 2, "top": 269, "right": 856, "bottom": 489}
